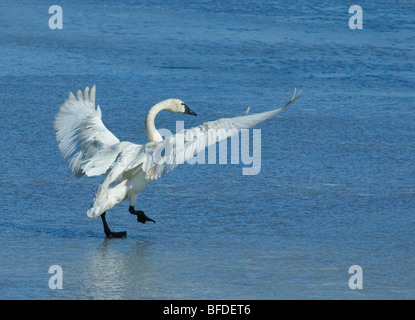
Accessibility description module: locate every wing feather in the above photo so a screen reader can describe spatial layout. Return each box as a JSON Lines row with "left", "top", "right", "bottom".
{"left": 54, "top": 85, "right": 121, "bottom": 178}
{"left": 129, "top": 89, "right": 300, "bottom": 180}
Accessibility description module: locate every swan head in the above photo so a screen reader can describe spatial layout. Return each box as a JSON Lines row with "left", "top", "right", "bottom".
{"left": 162, "top": 99, "right": 197, "bottom": 116}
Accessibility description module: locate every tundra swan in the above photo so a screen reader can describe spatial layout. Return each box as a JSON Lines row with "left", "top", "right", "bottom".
{"left": 54, "top": 86, "right": 300, "bottom": 238}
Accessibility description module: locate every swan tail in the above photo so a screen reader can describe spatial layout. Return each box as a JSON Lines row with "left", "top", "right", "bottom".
{"left": 87, "top": 183, "right": 127, "bottom": 218}
{"left": 87, "top": 206, "right": 106, "bottom": 218}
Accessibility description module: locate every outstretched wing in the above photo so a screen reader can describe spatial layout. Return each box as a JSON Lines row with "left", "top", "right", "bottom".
{"left": 128, "top": 89, "right": 301, "bottom": 180}
{"left": 54, "top": 85, "right": 121, "bottom": 178}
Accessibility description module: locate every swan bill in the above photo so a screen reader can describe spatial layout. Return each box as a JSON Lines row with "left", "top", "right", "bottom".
{"left": 184, "top": 104, "right": 197, "bottom": 116}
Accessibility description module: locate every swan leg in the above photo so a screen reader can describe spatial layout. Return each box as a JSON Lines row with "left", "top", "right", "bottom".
{"left": 129, "top": 206, "right": 156, "bottom": 224}
{"left": 101, "top": 212, "right": 127, "bottom": 238}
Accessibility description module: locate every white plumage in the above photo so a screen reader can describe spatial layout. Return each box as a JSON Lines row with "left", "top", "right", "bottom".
{"left": 54, "top": 85, "right": 300, "bottom": 227}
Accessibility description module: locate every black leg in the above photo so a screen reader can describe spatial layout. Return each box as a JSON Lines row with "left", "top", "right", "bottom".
{"left": 101, "top": 212, "right": 127, "bottom": 238}
{"left": 129, "top": 206, "right": 156, "bottom": 224}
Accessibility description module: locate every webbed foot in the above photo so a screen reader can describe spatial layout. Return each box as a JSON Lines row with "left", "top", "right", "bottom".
{"left": 129, "top": 206, "right": 156, "bottom": 224}
{"left": 101, "top": 212, "right": 127, "bottom": 238}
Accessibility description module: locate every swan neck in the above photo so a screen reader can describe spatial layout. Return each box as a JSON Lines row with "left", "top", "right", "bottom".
{"left": 145, "top": 102, "right": 165, "bottom": 142}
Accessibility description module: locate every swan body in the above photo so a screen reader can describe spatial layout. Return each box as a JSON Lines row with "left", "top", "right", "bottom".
{"left": 54, "top": 85, "right": 300, "bottom": 237}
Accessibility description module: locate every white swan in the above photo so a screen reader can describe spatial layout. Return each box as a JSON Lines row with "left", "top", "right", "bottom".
{"left": 54, "top": 85, "right": 300, "bottom": 237}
